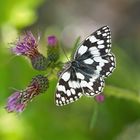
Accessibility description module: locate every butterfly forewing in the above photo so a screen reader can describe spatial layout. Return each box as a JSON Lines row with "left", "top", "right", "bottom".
{"left": 74, "top": 26, "right": 111, "bottom": 59}
{"left": 99, "top": 53, "right": 116, "bottom": 78}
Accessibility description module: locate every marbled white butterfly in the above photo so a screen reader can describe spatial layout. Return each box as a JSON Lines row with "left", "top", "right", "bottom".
{"left": 55, "top": 26, "right": 116, "bottom": 106}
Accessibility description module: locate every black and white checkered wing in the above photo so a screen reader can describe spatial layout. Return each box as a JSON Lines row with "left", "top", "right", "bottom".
{"left": 55, "top": 67, "right": 83, "bottom": 106}
{"left": 74, "top": 26, "right": 115, "bottom": 78}
{"left": 55, "top": 67, "right": 105, "bottom": 106}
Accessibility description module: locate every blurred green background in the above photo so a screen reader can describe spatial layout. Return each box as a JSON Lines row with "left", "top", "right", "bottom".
{"left": 0, "top": 0, "right": 140, "bottom": 140}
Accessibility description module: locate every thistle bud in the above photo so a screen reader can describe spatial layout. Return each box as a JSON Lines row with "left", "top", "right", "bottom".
{"left": 47, "top": 35, "right": 59, "bottom": 64}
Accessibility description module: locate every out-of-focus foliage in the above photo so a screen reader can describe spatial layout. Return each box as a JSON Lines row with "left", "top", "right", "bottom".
{"left": 1, "top": 0, "right": 140, "bottom": 140}
{"left": 0, "top": 0, "right": 43, "bottom": 28}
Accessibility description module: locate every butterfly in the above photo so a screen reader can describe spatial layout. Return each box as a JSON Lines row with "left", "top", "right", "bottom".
{"left": 55, "top": 26, "right": 116, "bottom": 106}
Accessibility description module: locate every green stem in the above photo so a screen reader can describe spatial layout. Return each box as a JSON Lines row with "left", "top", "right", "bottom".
{"left": 90, "top": 101, "right": 98, "bottom": 130}
{"left": 105, "top": 85, "right": 140, "bottom": 103}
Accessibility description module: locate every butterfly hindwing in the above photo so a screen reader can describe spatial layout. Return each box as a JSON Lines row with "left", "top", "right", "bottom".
{"left": 80, "top": 76, "right": 105, "bottom": 96}
{"left": 56, "top": 69, "right": 83, "bottom": 106}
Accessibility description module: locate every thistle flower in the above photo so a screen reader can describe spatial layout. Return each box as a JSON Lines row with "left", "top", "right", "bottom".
{"left": 95, "top": 93, "right": 105, "bottom": 103}
{"left": 47, "top": 35, "right": 59, "bottom": 64}
{"left": 5, "top": 75, "right": 49, "bottom": 113}
{"left": 12, "top": 32, "right": 48, "bottom": 71}
{"left": 47, "top": 36, "right": 57, "bottom": 47}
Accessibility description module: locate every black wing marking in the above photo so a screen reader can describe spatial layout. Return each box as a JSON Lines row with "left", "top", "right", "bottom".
{"left": 99, "top": 53, "right": 116, "bottom": 78}
{"left": 80, "top": 76, "right": 105, "bottom": 96}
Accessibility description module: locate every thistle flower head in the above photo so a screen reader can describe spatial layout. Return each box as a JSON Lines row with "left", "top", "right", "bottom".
{"left": 12, "top": 31, "right": 38, "bottom": 57}
{"left": 5, "top": 91, "right": 26, "bottom": 113}
{"left": 95, "top": 93, "right": 105, "bottom": 103}
{"left": 47, "top": 35, "right": 57, "bottom": 47}
{"left": 11, "top": 31, "right": 49, "bottom": 71}
{"left": 5, "top": 75, "right": 49, "bottom": 113}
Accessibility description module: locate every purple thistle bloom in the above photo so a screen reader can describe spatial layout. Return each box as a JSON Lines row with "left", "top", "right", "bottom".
{"left": 5, "top": 75, "right": 49, "bottom": 113}
{"left": 47, "top": 35, "right": 57, "bottom": 47}
{"left": 11, "top": 31, "right": 49, "bottom": 71}
{"left": 5, "top": 91, "right": 26, "bottom": 113}
{"left": 95, "top": 93, "right": 105, "bottom": 103}
{"left": 11, "top": 31, "right": 38, "bottom": 57}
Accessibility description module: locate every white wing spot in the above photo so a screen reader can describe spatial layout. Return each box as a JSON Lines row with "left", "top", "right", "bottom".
{"left": 78, "top": 45, "right": 88, "bottom": 55}
{"left": 90, "top": 93, "right": 94, "bottom": 96}
{"left": 74, "top": 96, "right": 78, "bottom": 100}
{"left": 105, "top": 49, "right": 109, "bottom": 53}
{"left": 80, "top": 81, "right": 87, "bottom": 87}
{"left": 103, "top": 26, "right": 107, "bottom": 30}
{"left": 111, "top": 62, "right": 115, "bottom": 66}
{"left": 106, "top": 72, "right": 110, "bottom": 75}
{"left": 89, "top": 82, "right": 93, "bottom": 86}
{"left": 94, "top": 57, "right": 108, "bottom": 63}
{"left": 76, "top": 72, "right": 85, "bottom": 79}
{"left": 89, "top": 47, "right": 100, "bottom": 56}
{"left": 70, "top": 88, "right": 76, "bottom": 95}
{"left": 96, "top": 65, "right": 102, "bottom": 71}
{"left": 61, "top": 97, "right": 65, "bottom": 102}
{"left": 57, "top": 85, "right": 66, "bottom": 93}
{"left": 90, "top": 74, "right": 99, "bottom": 82}
{"left": 102, "top": 33, "right": 107, "bottom": 37}
{"left": 105, "top": 29, "right": 109, "bottom": 32}
{"left": 84, "top": 58, "right": 93, "bottom": 64}
{"left": 110, "top": 67, "right": 114, "bottom": 71}
{"left": 67, "top": 90, "right": 71, "bottom": 96}
{"left": 80, "top": 81, "right": 93, "bottom": 90}
{"left": 97, "top": 40, "right": 104, "bottom": 45}
{"left": 97, "top": 31, "right": 101, "bottom": 35}
{"left": 68, "top": 81, "right": 80, "bottom": 88}
{"left": 107, "top": 39, "right": 111, "bottom": 43}
{"left": 78, "top": 93, "right": 82, "bottom": 97}
{"left": 95, "top": 91, "right": 99, "bottom": 94}
{"left": 56, "top": 93, "right": 60, "bottom": 98}
{"left": 56, "top": 100, "right": 59, "bottom": 105}
{"left": 66, "top": 100, "right": 69, "bottom": 103}
{"left": 70, "top": 98, "right": 73, "bottom": 102}
{"left": 59, "top": 101, "right": 62, "bottom": 105}
{"left": 98, "top": 86, "right": 102, "bottom": 91}
{"left": 61, "top": 72, "right": 70, "bottom": 82}
{"left": 89, "top": 35, "right": 98, "bottom": 43}
{"left": 110, "top": 56, "right": 114, "bottom": 61}
{"left": 98, "top": 45, "right": 105, "bottom": 49}
{"left": 107, "top": 44, "right": 111, "bottom": 47}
